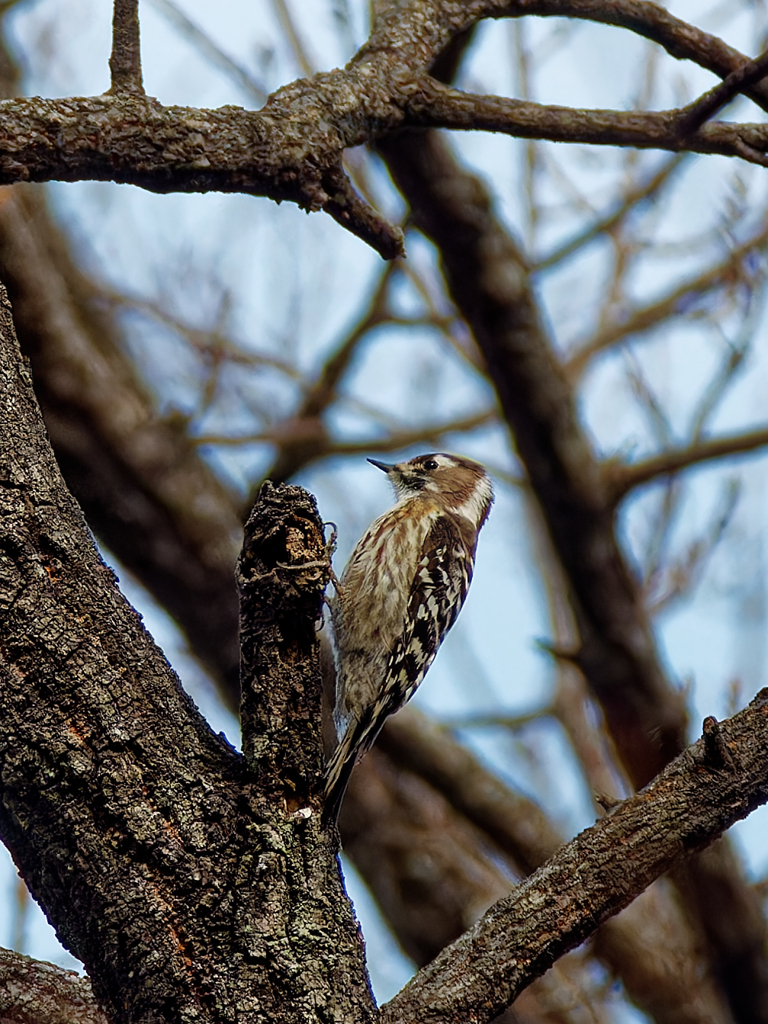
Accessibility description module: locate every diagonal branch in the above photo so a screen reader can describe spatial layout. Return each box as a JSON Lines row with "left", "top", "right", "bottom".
{"left": 0, "top": 186, "right": 245, "bottom": 705}
{"left": 381, "top": 691, "right": 768, "bottom": 1024}
{"left": 378, "top": 709, "right": 563, "bottom": 876}
{"left": 606, "top": 425, "right": 768, "bottom": 502}
{"left": 565, "top": 219, "right": 768, "bottom": 377}
{"left": 377, "top": 708, "right": 735, "bottom": 1024}
{"left": 533, "top": 155, "right": 686, "bottom": 272}
{"left": 676, "top": 48, "right": 768, "bottom": 138}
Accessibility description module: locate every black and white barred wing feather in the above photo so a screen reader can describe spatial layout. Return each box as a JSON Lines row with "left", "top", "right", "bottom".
{"left": 323, "top": 515, "right": 472, "bottom": 821}
{"left": 386, "top": 515, "right": 471, "bottom": 711}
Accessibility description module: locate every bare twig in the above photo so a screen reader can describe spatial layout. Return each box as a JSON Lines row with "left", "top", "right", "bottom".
{"left": 270, "top": 0, "right": 315, "bottom": 78}
{"left": 677, "top": 48, "right": 768, "bottom": 138}
{"left": 101, "top": 287, "right": 301, "bottom": 376}
{"left": 196, "top": 408, "right": 497, "bottom": 454}
{"left": 566, "top": 218, "right": 768, "bottom": 376}
{"left": 646, "top": 480, "right": 739, "bottom": 615}
{"left": 534, "top": 156, "right": 685, "bottom": 271}
{"left": 607, "top": 426, "right": 768, "bottom": 501}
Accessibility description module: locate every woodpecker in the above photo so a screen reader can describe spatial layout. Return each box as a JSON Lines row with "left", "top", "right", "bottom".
{"left": 323, "top": 452, "right": 493, "bottom": 823}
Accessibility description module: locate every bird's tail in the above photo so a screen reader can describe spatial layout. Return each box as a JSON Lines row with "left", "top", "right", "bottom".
{"left": 322, "top": 706, "right": 382, "bottom": 826}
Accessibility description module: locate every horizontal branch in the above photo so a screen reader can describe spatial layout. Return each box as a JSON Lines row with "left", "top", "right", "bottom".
{"left": 0, "top": 0, "right": 766, "bottom": 257}
{"left": 2, "top": 88, "right": 766, "bottom": 248}
{"left": 197, "top": 409, "right": 496, "bottom": 451}
{"left": 382, "top": 691, "right": 768, "bottom": 1024}
{"left": 0, "top": 91, "right": 406, "bottom": 259}
{"left": 607, "top": 425, "right": 768, "bottom": 500}
{"left": 411, "top": 80, "right": 768, "bottom": 164}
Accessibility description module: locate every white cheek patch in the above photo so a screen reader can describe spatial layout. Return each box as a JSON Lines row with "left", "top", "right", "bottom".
{"left": 454, "top": 475, "right": 493, "bottom": 526}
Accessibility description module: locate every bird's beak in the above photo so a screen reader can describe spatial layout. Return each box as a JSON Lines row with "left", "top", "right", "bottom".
{"left": 367, "top": 458, "right": 395, "bottom": 474}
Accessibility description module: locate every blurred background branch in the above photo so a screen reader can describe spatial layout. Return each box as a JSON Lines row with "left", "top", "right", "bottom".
{"left": 3, "top": 1, "right": 768, "bottom": 1022}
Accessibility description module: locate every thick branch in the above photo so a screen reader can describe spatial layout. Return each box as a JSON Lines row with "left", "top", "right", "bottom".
{"left": 0, "top": 91, "right": 404, "bottom": 258}
{"left": 382, "top": 691, "right": 768, "bottom": 1024}
{"left": 0, "top": 282, "right": 373, "bottom": 1024}
{"left": 376, "top": 709, "right": 734, "bottom": 1024}
{"left": 2, "top": 92, "right": 768, "bottom": 229}
{"left": 0, "top": 0, "right": 767, "bottom": 256}
{"left": 0, "top": 186, "right": 243, "bottom": 705}
{"left": 0, "top": 947, "right": 106, "bottom": 1024}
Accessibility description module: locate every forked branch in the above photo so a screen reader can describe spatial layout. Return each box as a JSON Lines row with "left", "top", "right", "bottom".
{"left": 606, "top": 425, "right": 768, "bottom": 502}
{"left": 5, "top": 0, "right": 768, "bottom": 255}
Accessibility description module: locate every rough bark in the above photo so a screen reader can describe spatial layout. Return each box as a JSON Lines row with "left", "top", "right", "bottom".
{"left": 0, "top": 286, "right": 374, "bottom": 1024}
{"left": 0, "top": 185, "right": 243, "bottom": 704}
{"left": 0, "top": 948, "right": 106, "bottom": 1024}
{"left": 381, "top": 693, "right": 768, "bottom": 1024}
{"left": 1, "top": 1, "right": 768, "bottom": 255}
{"left": 237, "top": 481, "right": 328, "bottom": 801}
{"left": 379, "top": 709, "right": 736, "bottom": 1024}
{"left": 0, "top": 2, "right": 765, "bottom": 1015}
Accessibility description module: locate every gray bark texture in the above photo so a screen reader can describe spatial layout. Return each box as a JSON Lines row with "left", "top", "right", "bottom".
{"left": 0, "top": 286, "right": 374, "bottom": 1024}
{"left": 3, "top": 0, "right": 768, "bottom": 1021}
{"left": 3, "top": 271, "right": 768, "bottom": 1024}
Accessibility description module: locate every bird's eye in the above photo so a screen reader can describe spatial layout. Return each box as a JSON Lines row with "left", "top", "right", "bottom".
{"left": 424, "top": 459, "right": 438, "bottom": 471}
